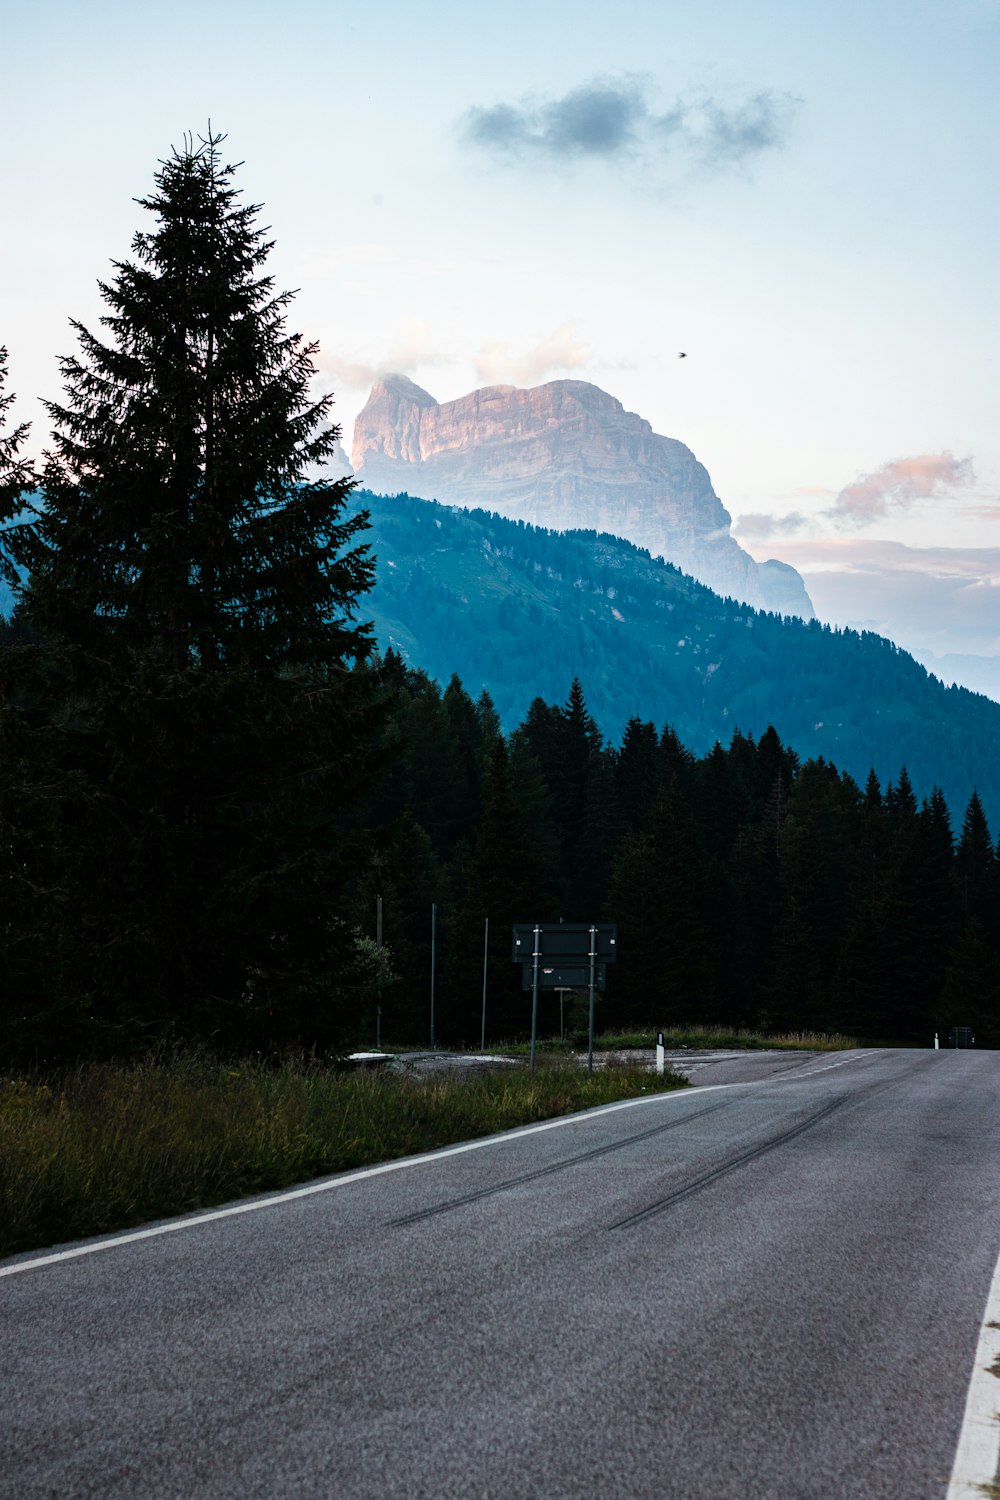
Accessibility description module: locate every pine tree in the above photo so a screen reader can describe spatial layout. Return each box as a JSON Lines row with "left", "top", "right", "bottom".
{"left": 0, "top": 347, "right": 33, "bottom": 524}
{"left": 453, "top": 736, "right": 558, "bottom": 1041}
{"left": 956, "top": 790, "right": 995, "bottom": 925}
{"left": 615, "top": 716, "right": 659, "bottom": 833}
{"left": 608, "top": 777, "right": 715, "bottom": 1028}
{"left": 556, "top": 677, "right": 602, "bottom": 855}
{"left": 572, "top": 749, "right": 625, "bottom": 917}
{"left": 442, "top": 673, "right": 487, "bottom": 833}
{"left": 0, "top": 133, "right": 381, "bottom": 1054}
{"left": 0, "top": 349, "right": 57, "bottom": 1056}
{"left": 940, "top": 918, "right": 1000, "bottom": 1046}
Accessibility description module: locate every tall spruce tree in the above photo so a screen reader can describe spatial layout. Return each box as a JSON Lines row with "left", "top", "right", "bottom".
{"left": 0, "top": 347, "right": 33, "bottom": 518}
{"left": 0, "top": 348, "right": 56, "bottom": 1057}
{"left": 0, "top": 134, "right": 380, "bottom": 1054}
{"left": 956, "top": 790, "right": 995, "bottom": 926}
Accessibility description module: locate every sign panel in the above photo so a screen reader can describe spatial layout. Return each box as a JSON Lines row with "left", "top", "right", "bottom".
{"left": 511, "top": 923, "right": 617, "bottom": 964}
{"left": 521, "top": 963, "right": 606, "bottom": 992}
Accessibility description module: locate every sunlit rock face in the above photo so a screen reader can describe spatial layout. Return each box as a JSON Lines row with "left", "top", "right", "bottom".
{"left": 352, "top": 375, "right": 813, "bottom": 618}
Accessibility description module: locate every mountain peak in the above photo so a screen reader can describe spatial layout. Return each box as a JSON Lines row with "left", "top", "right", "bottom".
{"left": 373, "top": 372, "right": 438, "bottom": 407}
{"left": 352, "top": 376, "right": 813, "bottom": 618}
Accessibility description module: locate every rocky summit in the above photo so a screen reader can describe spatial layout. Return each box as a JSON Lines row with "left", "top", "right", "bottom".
{"left": 351, "top": 375, "right": 813, "bottom": 618}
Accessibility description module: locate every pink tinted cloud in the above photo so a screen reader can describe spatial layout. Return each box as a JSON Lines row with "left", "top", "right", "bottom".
{"left": 788, "top": 484, "right": 836, "bottom": 500}
{"left": 828, "top": 453, "right": 974, "bottom": 529}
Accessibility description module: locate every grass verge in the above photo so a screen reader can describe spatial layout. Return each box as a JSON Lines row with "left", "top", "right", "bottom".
{"left": 0, "top": 1052, "right": 687, "bottom": 1259}
{"left": 598, "top": 1026, "right": 857, "bottom": 1052}
{"left": 491, "top": 1025, "right": 857, "bottom": 1055}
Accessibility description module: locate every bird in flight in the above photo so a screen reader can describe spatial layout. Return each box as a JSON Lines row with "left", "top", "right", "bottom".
{"left": 678, "top": 351, "right": 687, "bottom": 358}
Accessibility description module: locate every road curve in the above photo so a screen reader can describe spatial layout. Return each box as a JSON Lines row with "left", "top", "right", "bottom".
{"left": 2, "top": 1048, "right": 999, "bottom": 1499}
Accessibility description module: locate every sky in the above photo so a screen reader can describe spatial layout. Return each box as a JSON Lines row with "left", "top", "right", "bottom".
{"left": 5, "top": 0, "right": 999, "bottom": 689}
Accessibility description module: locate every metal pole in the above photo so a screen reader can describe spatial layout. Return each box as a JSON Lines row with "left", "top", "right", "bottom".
{"left": 588, "top": 924, "right": 597, "bottom": 1077}
{"left": 480, "top": 916, "right": 489, "bottom": 1052}
{"left": 430, "top": 902, "right": 437, "bottom": 1049}
{"left": 376, "top": 894, "right": 383, "bottom": 1050}
{"left": 530, "top": 923, "right": 540, "bottom": 1072}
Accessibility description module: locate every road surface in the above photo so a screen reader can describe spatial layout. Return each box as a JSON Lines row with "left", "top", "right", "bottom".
{"left": 3, "top": 1047, "right": 999, "bottom": 1498}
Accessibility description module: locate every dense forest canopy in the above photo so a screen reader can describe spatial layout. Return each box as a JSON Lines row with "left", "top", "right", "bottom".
{"left": 350, "top": 663, "right": 1000, "bottom": 1052}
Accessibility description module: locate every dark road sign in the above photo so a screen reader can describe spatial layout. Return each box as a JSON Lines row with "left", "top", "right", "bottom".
{"left": 521, "top": 963, "right": 607, "bottom": 991}
{"left": 512, "top": 923, "right": 618, "bottom": 1075}
{"left": 511, "top": 924, "right": 617, "bottom": 964}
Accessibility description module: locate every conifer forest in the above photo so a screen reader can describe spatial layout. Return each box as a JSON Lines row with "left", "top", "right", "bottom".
{"left": 1, "top": 134, "right": 998, "bottom": 1066}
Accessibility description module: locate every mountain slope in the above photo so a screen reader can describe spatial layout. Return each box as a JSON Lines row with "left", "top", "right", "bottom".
{"left": 354, "top": 489, "right": 1000, "bottom": 820}
{"left": 352, "top": 375, "right": 813, "bottom": 619}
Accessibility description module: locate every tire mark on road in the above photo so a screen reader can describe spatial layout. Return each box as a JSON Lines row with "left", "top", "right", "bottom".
{"left": 389, "top": 1099, "right": 733, "bottom": 1227}
{"left": 609, "top": 1094, "right": 849, "bottom": 1230}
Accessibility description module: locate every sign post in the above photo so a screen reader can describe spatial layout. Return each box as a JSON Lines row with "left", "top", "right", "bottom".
{"left": 430, "top": 902, "right": 437, "bottom": 1050}
{"left": 375, "top": 894, "right": 383, "bottom": 1050}
{"left": 529, "top": 924, "right": 541, "bottom": 1072}
{"left": 512, "top": 924, "right": 617, "bottom": 1073}
{"left": 480, "top": 916, "right": 489, "bottom": 1052}
{"left": 588, "top": 925, "right": 597, "bottom": 1077}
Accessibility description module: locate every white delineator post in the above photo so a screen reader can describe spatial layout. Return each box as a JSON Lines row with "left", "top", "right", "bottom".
{"left": 935, "top": 1032, "right": 940, "bottom": 1049}
{"left": 656, "top": 1030, "right": 665, "bottom": 1076}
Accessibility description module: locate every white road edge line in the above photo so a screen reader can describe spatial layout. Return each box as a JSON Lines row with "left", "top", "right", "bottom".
{"left": 1, "top": 1084, "right": 731, "bottom": 1278}
{"left": 0, "top": 1046, "right": 884, "bottom": 1281}
{"left": 947, "top": 1234, "right": 1000, "bottom": 1499}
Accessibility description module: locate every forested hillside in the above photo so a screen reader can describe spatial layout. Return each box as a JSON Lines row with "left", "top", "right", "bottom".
{"left": 357, "top": 666, "right": 1000, "bottom": 1051}
{"left": 354, "top": 491, "right": 1000, "bottom": 819}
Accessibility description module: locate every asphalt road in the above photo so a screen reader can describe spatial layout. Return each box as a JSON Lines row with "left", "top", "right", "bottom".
{"left": 3, "top": 1048, "right": 1000, "bottom": 1499}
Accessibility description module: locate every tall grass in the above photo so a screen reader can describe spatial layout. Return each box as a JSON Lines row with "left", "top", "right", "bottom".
{"left": 0, "top": 1053, "right": 687, "bottom": 1259}
{"left": 491, "top": 1025, "right": 857, "bottom": 1055}
{"left": 596, "top": 1025, "right": 857, "bottom": 1051}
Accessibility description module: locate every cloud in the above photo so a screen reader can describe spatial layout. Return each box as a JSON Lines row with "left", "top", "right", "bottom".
{"left": 763, "top": 536, "right": 1000, "bottom": 579}
{"left": 751, "top": 537, "right": 1000, "bottom": 661}
{"left": 699, "top": 92, "right": 801, "bottom": 168}
{"left": 826, "top": 453, "right": 975, "bottom": 529}
{"left": 459, "top": 75, "right": 799, "bottom": 176}
{"left": 733, "top": 511, "right": 811, "bottom": 540}
{"left": 315, "top": 321, "right": 449, "bottom": 391}
{"left": 462, "top": 79, "right": 653, "bottom": 160}
{"left": 474, "top": 323, "right": 591, "bottom": 386}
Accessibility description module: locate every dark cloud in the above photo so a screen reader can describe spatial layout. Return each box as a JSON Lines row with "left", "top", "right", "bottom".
{"left": 700, "top": 92, "right": 800, "bottom": 167}
{"left": 463, "top": 80, "right": 653, "bottom": 160}
{"left": 460, "top": 76, "right": 799, "bottom": 173}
